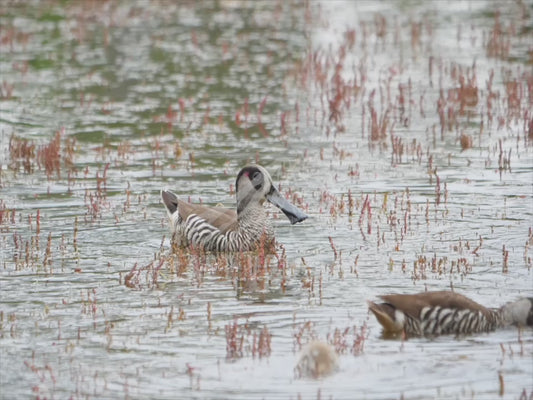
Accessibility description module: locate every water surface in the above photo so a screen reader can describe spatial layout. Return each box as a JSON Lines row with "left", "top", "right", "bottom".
{"left": 1, "top": 1, "right": 532, "bottom": 399}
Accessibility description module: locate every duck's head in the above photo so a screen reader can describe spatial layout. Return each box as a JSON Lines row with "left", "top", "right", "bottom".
{"left": 235, "top": 165, "right": 308, "bottom": 224}
{"left": 500, "top": 297, "right": 533, "bottom": 327}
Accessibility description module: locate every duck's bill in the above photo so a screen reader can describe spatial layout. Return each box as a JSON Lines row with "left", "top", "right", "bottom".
{"left": 267, "top": 189, "right": 308, "bottom": 224}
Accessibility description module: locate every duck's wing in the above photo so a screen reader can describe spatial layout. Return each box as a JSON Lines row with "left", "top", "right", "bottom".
{"left": 177, "top": 200, "right": 238, "bottom": 233}
{"left": 161, "top": 190, "right": 238, "bottom": 233}
{"left": 378, "top": 291, "right": 490, "bottom": 318}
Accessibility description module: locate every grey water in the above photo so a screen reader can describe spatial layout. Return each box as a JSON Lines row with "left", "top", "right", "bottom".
{"left": 1, "top": 1, "right": 532, "bottom": 399}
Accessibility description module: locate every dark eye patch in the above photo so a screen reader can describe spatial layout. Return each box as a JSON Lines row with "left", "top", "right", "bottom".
{"left": 252, "top": 171, "right": 263, "bottom": 190}
{"left": 235, "top": 166, "right": 264, "bottom": 192}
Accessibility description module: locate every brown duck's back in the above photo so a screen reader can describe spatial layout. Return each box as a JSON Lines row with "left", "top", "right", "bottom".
{"left": 177, "top": 200, "right": 238, "bottom": 233}
{"left": 378, "top": 291, "right": 492, "bottom": 319}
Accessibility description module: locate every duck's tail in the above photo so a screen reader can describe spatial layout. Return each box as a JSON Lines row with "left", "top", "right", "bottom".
{"left": 161, "top": 190, "right": 179, "bottom": 215}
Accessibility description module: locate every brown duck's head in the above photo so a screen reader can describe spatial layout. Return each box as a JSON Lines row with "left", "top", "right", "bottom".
{"left": 235, "top": 165, "right": 308, "bottom": 224}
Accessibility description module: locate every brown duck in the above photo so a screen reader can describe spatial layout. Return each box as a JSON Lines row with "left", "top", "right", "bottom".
{"left": 161, "top": 165, "right": 308, "bottom": 252}
{"left": 368, "top": 291, "right": 533, "bottom": 337}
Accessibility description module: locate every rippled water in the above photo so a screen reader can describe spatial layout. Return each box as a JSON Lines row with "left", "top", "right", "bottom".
{"left": 1, "top": 1, "right": 532, "bottom": 399}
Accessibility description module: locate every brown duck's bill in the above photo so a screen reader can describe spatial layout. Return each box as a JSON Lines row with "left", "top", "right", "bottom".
{"left": 267, "top": 189, "right": 308, "bottom": 224}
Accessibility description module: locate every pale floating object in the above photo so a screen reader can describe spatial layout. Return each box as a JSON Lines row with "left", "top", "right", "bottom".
{"left": 295, "top": 341, "right": 339, "bottom": 379}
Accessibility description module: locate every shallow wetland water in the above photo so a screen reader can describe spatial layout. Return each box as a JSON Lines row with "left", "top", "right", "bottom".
{"left": 0, "top": 1, "right": 532, "bottom": 399}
